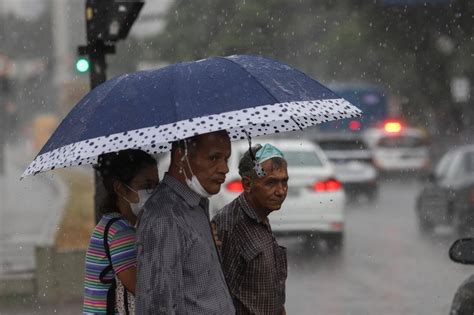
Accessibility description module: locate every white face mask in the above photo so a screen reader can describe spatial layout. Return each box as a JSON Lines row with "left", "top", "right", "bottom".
{"left": 185, "top": 174, "right": 212, "bottom": 198}
{"left": 182, "top": 142, "right": 213, "bottom": 198}
{"left": 123, "top": 185, "right": 154, "bottom": 216}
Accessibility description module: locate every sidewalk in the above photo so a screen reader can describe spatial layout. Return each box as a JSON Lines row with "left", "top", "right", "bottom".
{"left": 0, "top": 298, "right": 82, "bottom": 315}
{"left": 0, "top": 143, "right": 68, "bottom": 276}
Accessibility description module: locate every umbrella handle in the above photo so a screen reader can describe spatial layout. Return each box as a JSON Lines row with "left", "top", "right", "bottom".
{"left": 243, "top": 130, "right": 266, "bottom": 178}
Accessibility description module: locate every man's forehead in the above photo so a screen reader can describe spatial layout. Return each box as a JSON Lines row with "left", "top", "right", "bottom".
{"left": 195, "top": 132, "right": 231, "bottom": 152}
{"left": 261, "top": 159, "right": 288, "bottom": 176}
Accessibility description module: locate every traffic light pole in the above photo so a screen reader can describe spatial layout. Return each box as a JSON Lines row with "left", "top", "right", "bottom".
{"left": 89, "top": 46, "right": 107, "bottom": 89}
{"left": 91, "top": 47, "right": 107, "bottom": 223}
{"left": 79, "top": 41, "right": 115, "bottom": 223}
{"left": 79, "top": 3, "right": 116, "bottom": 223}
{"left": 79, "top": 42, "right": 116, "bottom": 90}
{"left": 79, "top": 0, "right": 143, "bottom": 222}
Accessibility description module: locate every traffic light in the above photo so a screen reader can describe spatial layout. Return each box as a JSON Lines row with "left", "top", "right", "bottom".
{"left": 77, "top": 0, "right": 144, "bottom": 86}
{"left": 85, "top": 0, "right": 144, "bottom": 44}
{"left": 75, "top": 57, "right": 90, "bottom": 73}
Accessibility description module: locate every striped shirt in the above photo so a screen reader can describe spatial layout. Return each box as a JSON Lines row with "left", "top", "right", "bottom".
{"left": 212, "top": 194, "right": 288, "bottom": 315}
{"left": 83, "top": 213, "right": 136, "bottom": 315}
{"left": 135, "top": 173, "right": 235, "bottom": 314}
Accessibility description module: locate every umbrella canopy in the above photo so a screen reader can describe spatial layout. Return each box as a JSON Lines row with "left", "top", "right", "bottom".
{"left": 23, "top": 55, "right": 361, "bottom": 177}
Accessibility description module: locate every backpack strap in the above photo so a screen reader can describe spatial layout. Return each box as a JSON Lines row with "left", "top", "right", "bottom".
{"left": 99, "top": 217, "right": 121, "bottom": 315}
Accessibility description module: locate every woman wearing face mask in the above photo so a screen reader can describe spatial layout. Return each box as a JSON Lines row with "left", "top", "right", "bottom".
{"left": 83, "top": 149, "right": 158, "bottom": 315}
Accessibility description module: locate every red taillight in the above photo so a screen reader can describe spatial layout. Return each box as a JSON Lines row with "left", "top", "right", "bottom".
{"left": 226, "top": 180, "right": 244, "bottom": 193}
{"left": 470, "top": 189, "right": 474, "bottom": 204}
{"left": 314, "top": 181, "right": 326, "bottom": 192}
{"left": 331, "top": 222, "right": 344, "bottom": 231}
{"left": 326, "top": 179, "right": 342, "bottom": 191}
{"left": 312, "top": 179, "right": 342, "bottom": 192}
{"left": 349, "top": 120, "right": 361, "bottom": 131}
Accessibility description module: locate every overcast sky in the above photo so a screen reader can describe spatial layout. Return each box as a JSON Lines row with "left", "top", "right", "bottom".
{"left": 0, "top": 0, "right": 46, "bottom": 19}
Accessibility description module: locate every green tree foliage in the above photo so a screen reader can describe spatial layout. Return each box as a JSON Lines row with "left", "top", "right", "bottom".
{"left": 355, "top": 0, "right": 474, "bottom": 132}
{"left": 155, "top": 0, "right": 298, "bottom": 61}
{"left": 150, "top": 0, "right": 473, "bottom": 132}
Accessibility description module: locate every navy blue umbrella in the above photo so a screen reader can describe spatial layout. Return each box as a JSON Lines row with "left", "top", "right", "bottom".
{"left": 23, "top": 55, "right": 361, "bottom": 177}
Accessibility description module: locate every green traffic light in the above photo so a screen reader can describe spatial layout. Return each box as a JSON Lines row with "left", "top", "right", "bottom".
{"left": 75, "top": 58, "right": 90, "bottom": 73}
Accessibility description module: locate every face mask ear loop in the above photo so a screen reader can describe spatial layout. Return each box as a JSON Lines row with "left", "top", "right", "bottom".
{"left": 182, "top": 140, "right": 195, "bottom": 179}
{"left": 114, "top": 179, "right": 134, "bottom": 204}
{"left": 124, "top": 183, "right": 138, "bottom": 195}
{"left": 119, "top": 189, "right": 133, "bottom": 205}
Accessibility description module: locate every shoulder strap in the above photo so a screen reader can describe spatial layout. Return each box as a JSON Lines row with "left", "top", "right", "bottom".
{"left": 99, "top": 217, "right": 121, "bottom": 284}
{"left": 99, "top": 217, "right": 121, "bottom": 315}
{"left": 103, "top": 217, "right": 121, "bottom": 262}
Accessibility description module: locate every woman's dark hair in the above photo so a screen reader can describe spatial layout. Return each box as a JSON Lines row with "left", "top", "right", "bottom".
{"left": 93, "top": 149, "right": 157, "bottom": 214}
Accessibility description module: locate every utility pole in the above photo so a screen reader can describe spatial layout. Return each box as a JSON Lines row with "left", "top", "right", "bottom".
{"left": 0, "top": 75, "right": 7, "bottom": 175}
{"left": 0, "top": 0, "right": 10, "bottom": 177}
{"left": 78, "top": 0, "right": 144, "bottom": 222}
{"left": 52, "top": 0, "right": 70, "bottom": 111}
{"left": 0, "top": 55, "right": 11, "bottom": 176}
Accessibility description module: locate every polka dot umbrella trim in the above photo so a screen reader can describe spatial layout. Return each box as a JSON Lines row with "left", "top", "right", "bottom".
{"left": 22, "top": 55, "right": 362, "bottom": 177}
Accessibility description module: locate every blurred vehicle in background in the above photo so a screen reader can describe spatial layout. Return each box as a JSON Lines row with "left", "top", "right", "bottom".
{"left": 211, "top": 139, "right": 346, "bottom": 252}
{"left": 363, "top": 121, "right": 431, "bottom": 173}
{"left": 318, "top": 83, "right": 388, "bottom": 133}
{"left": 449, "top": 238, "right": 474, "bottom": 315}
{"left": 416, "top": 145, "right": 474, "bottom": 236}
{"left": 315, "top": 133, "right": 378, "bottom": 202}
{"left": 157, "top": 139, "right": 346, "bottom": 252}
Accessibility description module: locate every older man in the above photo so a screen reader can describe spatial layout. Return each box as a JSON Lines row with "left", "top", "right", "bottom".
{"left": 213, "top": 143, "right": 289, "bottom": 315}
{"left": 136, "top": 130, "right": 235, "bottom": 314}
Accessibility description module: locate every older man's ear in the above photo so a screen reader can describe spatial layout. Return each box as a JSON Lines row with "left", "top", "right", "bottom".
{"left": 242, "top": 177, "right": 253, "bottom": 193}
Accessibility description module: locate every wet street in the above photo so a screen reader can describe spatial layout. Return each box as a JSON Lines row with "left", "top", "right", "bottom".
{"left": 3, "top": 176, "right": 474, "bottom": 315}
{"left": 282, "top": 177, "right": 473, "bottom": 315}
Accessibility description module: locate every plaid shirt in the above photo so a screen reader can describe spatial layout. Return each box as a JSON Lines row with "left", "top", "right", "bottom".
{"left": 212, "top": 194, "right": 287, "bottom": 315}
{"left": 135, "top": 174, "right": 235, "bottom": 314}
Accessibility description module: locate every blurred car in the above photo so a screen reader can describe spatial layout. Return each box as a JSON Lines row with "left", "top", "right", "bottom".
{"left": 415, "top": 145, "right": 474, "bottom": 236}
{"left": 315, "top": 133, "right": 378, "bottom": 201}
{"left": 156, "top": 138, "right": 346, "bottom": 251}
{"left": 449, "top": 238, "right": 474, "bottom": 315}
{"left": 363, "top": 121, "right": 431, "bottom": 173}
{"left": 211, "top": 139, "right": 346, "bottom": 251}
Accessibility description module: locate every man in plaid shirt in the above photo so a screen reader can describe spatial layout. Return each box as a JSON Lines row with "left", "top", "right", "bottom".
{"left": 136, "top": 131, "right": 235, "bottom": 314}
{"left": 213, "top": 143, "right": 289, "bottom": 315}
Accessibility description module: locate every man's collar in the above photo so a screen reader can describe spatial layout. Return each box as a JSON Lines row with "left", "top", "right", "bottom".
{"left": 162, "top": 173, "right": 206, "bottom": 209}
{"left": 238, "top": 194, "right": 265, "bottom": 224}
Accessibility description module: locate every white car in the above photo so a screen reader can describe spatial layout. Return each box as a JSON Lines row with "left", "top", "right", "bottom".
{"left": 316, "top": 133, "right": 378, "bottom": 201}
{"left": 156, "top": 139, "right": 346, "bottom": 251}
{"left": 363, "top": 124, "right": 431, "bottom": 173}
{"left": 211, "top": 138, "right": 346, "bottom": 251}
